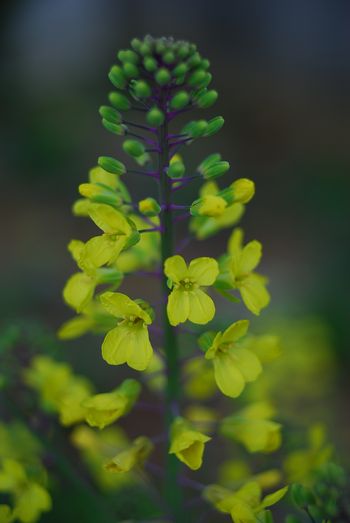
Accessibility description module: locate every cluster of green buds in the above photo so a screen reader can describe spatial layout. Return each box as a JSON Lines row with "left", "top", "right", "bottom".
{"left": 56, "top": 35, "right": 284, "bottom": 523}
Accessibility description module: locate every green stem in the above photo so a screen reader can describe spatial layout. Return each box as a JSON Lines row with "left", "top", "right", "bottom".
{"left": 158, "top": 93, "right": 183, "bottom": 521}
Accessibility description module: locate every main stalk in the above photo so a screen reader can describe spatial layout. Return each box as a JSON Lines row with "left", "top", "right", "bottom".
{"left": 158, "top": 93, "right": 183, "bottom": 521}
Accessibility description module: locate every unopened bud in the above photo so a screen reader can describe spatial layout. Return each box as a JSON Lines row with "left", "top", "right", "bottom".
{"left": 99, "top": 106, "right": 122, "bottom": 124}
{"left": 108, "top": 65, "right": 127, "bottom": 89}
{"left": 146, "top": 107, "right": 165, "bottom": 127}
{"left": 203, "top": 116, "right": 224, "bottom": 137}
{"left": 138, "top": 197, "right": 161, "bottom": 217}
{"left": 133, "top": 80, "right": 151, "bottom": 98}
{"left": 170, "top": 91, "right": 190, "bottom": 110}
{"left": 155, "top": 68, "right": 171, "bottom": 86}
{"left": 231, "top": 178, "right": 255, "bottom": 203}
{"left": 108, "top": 91, "right": 131, "bottom": 111}
{"left": 123, "top": 139, "right": 145, "bottom": 158}
{"left": 196, "top": 89, "right": 218, "bottom": 108}
{"left": 98, "top": 156, "right": 126, "bottom": 175}
{"left": 167, "top": 161, "right": 185, "bottom": 179}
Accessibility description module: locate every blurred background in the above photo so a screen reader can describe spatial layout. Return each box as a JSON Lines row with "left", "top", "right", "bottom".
{"left": 1, "top": 0, "right": 350, "bottom": 520}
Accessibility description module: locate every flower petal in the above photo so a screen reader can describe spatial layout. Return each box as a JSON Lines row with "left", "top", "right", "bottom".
{"left": 63, "top": 273, "right": 95, "bottom": 312}
{"left": 239, "top": 274, "right": 270, "bottom": 315}
{"left": 221, "top": 320, "right": 249, "bottom": 344}
{"left": 213, "top": 354, "right": 245, "bottom": 398}
{"left": 126, "top": 327, "right": 153, "bottom": 371}
{"left": 231, "top": 348, "right": 262, "bottom": 382}
{"left": 239, "top": 240, "right": 262, "bottom": 273}
{"left": 100, "top": 292, "right": 151, "bottom": 323}
{"left": 88, "top": 203, "right": 131, "bottom": 234}
{"left": 188, "top": 257, "right": 219, "bottom": 286}
{"left": 188, "top": 289, "right": 216, "bottom": 325}
{"left": 167, "top": 288, "right": 190, "bottom": 326}
{"left": 164, "top": 255, "right": 188, "bottom": 284}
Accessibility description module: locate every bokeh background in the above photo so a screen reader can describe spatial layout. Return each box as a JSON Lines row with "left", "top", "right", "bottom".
{"left": 1, "top": 1, "right": 350, "bottom": 521}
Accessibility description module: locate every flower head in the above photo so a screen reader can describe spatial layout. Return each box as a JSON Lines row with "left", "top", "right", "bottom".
{"left": 169, "top": 417, "right": 211, "bottom": 470}
{"left": 164, "top": 255, "right": 219, "bottom": 326}
{"left": 104, "top": 436, "right": 153, "bottom": 473}
{"left": 100, "top": 291, "right": 154, "bottom": 370}
{"left": 82, "top": 379, "right": 141, "bottom": 429}
{"left": 203, "top": 320, "right": 262, "bottom": 398}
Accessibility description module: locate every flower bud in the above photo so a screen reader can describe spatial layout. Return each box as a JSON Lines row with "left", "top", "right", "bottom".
{"left": 291, "top": 484, "right": 316, "bottom": 508}
{"left": 143, "top": 56, "right": 157, "bottom": 72}
{"left": 123, "top": 62, "right": 139, "bottom": 78}
{"left": 138, "top": 197, "right": 161, "bottom": 217}
{"left": 155, "top": 68, "right": 171, "bottom": 85}
{"left": 170, "top": 91, "right": 190, "bottom": 110}
{"left": 177, "top": 43, "right": 190, "bottom": 59}
{"left": 108, "top": 91, "right": 131, "bottom": 111}
{"left": 190, "top": 195, "right": 227, "bottom": 217}
{"left": 196, "top": 89, "right": 218, "bottom": 108}
{"left": 118, "top": 49, "right": 139, "bottom": 64}
{"left": 97, "top": 267, "right": 124, "bottom": 286}
{"left": 98, "top": 156, "right": 126, "bottom": 175}
{"left": 130, "top": 38, "right": 142, "bottom": 51}
{"left": 187, "top": 52, "right": 201, "bottom": 68}
{"left": 102, "top": 119, "right": 126, "bottom": 136}
{"left": 167, "top": 161, "right": 185, "bottom": 179}
{"left": 99, "top": 106, "right": 121, "bottom": 124}
{"left": 108, "top": 65, "right": 127, "bottom": 89}
{"left": 139, "top": 41, "right": 152, "bottom": 56}
{"left": 203, "top": 161, "right": 229, "bottom": 180}
{"left": 203, "top": 116, "right": 224, "bottom": 137}
{"left": 198, "top": 153, "right": 221, "bottom": 175}
{"left": 146, "top": 107, "right": 165, "bottom": 126}
{"left": 163, "top": 50, "right": 175, "bottom": 64}
{"left": 78, "top": 183, "right": 123, "bottom": 207}
{"left": 182, "top": 120, "right": 208, "bottom": 138}
{"left": 123, "top": 139, "right": 145, "bottom": 158}
{"left": 201, "top": 59, "right": 210, "bottom": 69}
{"left": 173, "top": 63, "right": 188, "bottom": 77}
{"left": 231, "top": 178, "right": 255, "bottom": 203}
{"left": 133, "top": 80, "right": 151, "bottom": 98}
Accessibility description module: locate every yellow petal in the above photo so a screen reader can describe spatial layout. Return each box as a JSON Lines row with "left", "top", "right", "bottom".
{"left": 89, "top": 166, "right": 119, "bottom": 189}
{"left": 188, "top": 289, "right": 215, "bottom": 325}
{"left": 213, "top": 354, "right": 245, "bottom": 398}
{"left": 221, "top": 320, "right": 249, "bottom": 344}
{"left": 239, "top": 241, "right": 262, "bottom": 273}
{"left": 230, "top": 348, "right": 262, "bottom": 382}
{"left": 63, "top": 273, "right": 95, "bottom": 312}
{"left": 102, "top": 324, "right": 152, "bottom": 371}
{"left": 227, "top": 228, "right": 243, "bottom": 256}
{"left": 239, "top": 274, "right": 270, "bottom": 315}
{"left": 188, "top": 257, "right": 219, "bottom": 286}
{"left": 167, "top": 288, "right": 190, "bottom": 326}
{"left": 100, "top": 292, "right": 151, "bottom": 323}
{"left": 88, "top": 203, "right": 131, "bottom": 234}
{"left": 57, "top": 315, "right": 94, "bottom": 340}
{"left": 164, "top": 255, "right": 188, "bottom": 283}
{"left": 81, "top": 235, "right": 123, "bottom": 270}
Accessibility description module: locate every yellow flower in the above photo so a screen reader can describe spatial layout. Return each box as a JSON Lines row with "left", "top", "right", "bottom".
{"left": 0, "top": 459, "right": 51, "bottom": 523}
{"left": 82, "top": 379, "right": 141, "bottom": 429}
{"left": 100, "top": 292, "right": 154, "bottom": 370}
{"left": 143, "top": 352, "right": 166, "bottom": 392}
{"left": 105, "top": 436, "right": 153, "bottom": 473}
{"left": 220, "top": 402, "right": 282, "bottom": 453}
{"left": 57, "top": 300, "right": 116, "bottom": 340}
{"left": 190, "top": 181, "right": 245, "bottom": 239}
{"left": 164, "top": 255, "right": 219, "bottom": 326}
{"left": 183, "top": 357, "right": 216, "bottom": 400}
{"left": 204, "top": 320, "right": 262, "bottom": 398}
{"left": 184, "top": 405, "right": 218, "bottom": 433}
{"left": 204, "top": 481, "right": 288, "bottom": 523}
{"left": 192, "top": 194, "right": 228, "bottom": 217}
{"left": 220, "top": 228, "right": 270, "bottom": 315}
{"left": 169, "top": 417, "right": 211, "bottom": 470}
{"left": 218, "top": 460, "right": 282, "bottom": 491}
{"left": 0, "top": 505, "right": 12, "bottom": 523}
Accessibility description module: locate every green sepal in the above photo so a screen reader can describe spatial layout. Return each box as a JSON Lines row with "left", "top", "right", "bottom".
{"left": 198, "top": 153, "right": 221, "bottom": 175}
{"left": 198, "top": 331, "right": 216, "bottom": 352}
{"left": 96, "top": 267, "right": 123, "bottom": 286}
{"left": 108, "top": 91, "right": 131, "bottom": 111}
{"left": 98, "top": 156, "right": 126, "bottom": 175}
{"left": 215, "top": 287, "right": 241, "bottom": 303}
{"left": 203, "top": 161, "right": 230, "bottom": 180}
{"left": 203, "top": 116, "right": 224, "bottom": 137}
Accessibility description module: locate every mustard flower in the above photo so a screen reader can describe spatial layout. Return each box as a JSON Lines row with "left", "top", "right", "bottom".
{"left": 204, "top": 481, "right": 288, "bottom": 523}
{"left": 169, "top": 417, "right": 211, "bottom": 470}
{"left": 100, "top": 291, "right": 154, "bottom": 370}
{"left": 203, "top": 320, "right": 262, "bottom": 398}
{"left": 164, "top": 255, "right": 219, "bottom": 326}
{"left": 220, "top": 402, "right": 282, "bottom": 453}
{"left": 82, "top": 379, "right": 141, "bottom": 429}
{"left": 105, "top": 436, "right": 153, "bottom": 473}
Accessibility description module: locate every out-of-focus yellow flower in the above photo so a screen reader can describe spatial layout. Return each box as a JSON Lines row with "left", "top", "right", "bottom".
{"left": 0, "top": 505, "right": 12, "bottom": 523}
{"left": 192, "top": 194, "right": 228, "bottom": 217}
{"left": 169, "top": 417, "right": 211, "bottom": 470}
{"left": 190, "top": 181, "right": 245, "bottom": 239}
{"left": 220, "top": 402, "right": 282, "bottom": 454}
{"left": 284, "top": 424, "right": 333, "bottom": 484}
{"left": 100, "top": 292, "right": 154, "bottom": 370}
{"left": 117, "top": 215, "right": 160, "bottom": 273}
{"left": 183, "top": 357, "right": 216, "bottom": 400}
{"left": 0, "top": 459, "right": 51, "bottom": 523}
{"left": 57, "top": 300, "right": 117, "bottom": 340}
{"left": 105, "top": 436, "right": 153, "bottom": 473}
{"left": 203, "top": 320, "right": 262, "bottom": 398}
{"left": 218, "top": 229, "right": 270, "bottom": 315}
{"left": 164, "top": 255, "right": 218, "bottom": 326}
{"left": 82, "top": 379, "right": 141, "bottom": 429}
{"left": 243, "top": 334, "right": 282, "bottom": 364}
{"left": 184, "top": 405, "right": 218, "bottom": 433}
{"left": 219, "top": 460, "right": 282, "bottom": 491}
{"left": 143, "top": 352, "right": 166, "bottom": 392}
{"left": 204, "top": 481, "right": 288, "bottom": 523}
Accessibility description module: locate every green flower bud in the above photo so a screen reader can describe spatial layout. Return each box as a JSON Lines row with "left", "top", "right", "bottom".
{"left": 202, "top": 161, "right": 230, "bottom": 180}
{"left": 146, "top": 107, "right": 165, "bottom": 126}
{"left": 177, "top": 43, "right": 190, "bottom": 59}
{"left": 79, "top": 183, "right": 123, "bottom": 206}
{"left": 182, "top": 120, "right": 208, "bottom": 138}
{"left": 138, "top": 197, "right": 161, "bottom": 217}
{"left": 167, "top": 161, "right": 185, "bottom": 179}
{"left": 133, "top": 80, "right": 151, "bottom": 98}
{"left": 144, "top": 56, "right": 157, "bottom": 72}
{"left": 163, "top": 50, "right": 175, "bottom": 64}
{"left": 118, "top": 49, "right": 139, "bottom": 64}
{"left": 155, "top": 39, "right": 167, "bottom": 54}
{"left": 285, "top": 516, "right": 302, "bottom": 523}
{"left": 108, "top": 91, "right": 131, "bottom": 111}
{"left": 123, "top": 62, "right": 139, "bottom": 78}
{"left": 172, "top": 63, "right": 188, "bottom": 77}
{"left": 97, "top": 267, "right": 123, "bottom": 286}
{"left": 102, "top": 119, "right": 126, "bottom": 136}
{"left": 130, "top": 38, "right": 142, "bottom": 52}
{"left": 196, "top": 89, "right": 218, "bottom": 108}
{"left": 200, "top": 59, "right": 210, "bottom": 69}
{"left": 187, "top": 52, "right": 201, "bottom": 68}
{"left": 123, "top": 139, "right": 145, "bottom": 158}
{"left": 188, "top": 69, "right": 207, "bottom": 87}
{"left": 291, "top": 484, "right": 316, "bottom": 508}
{"left": 203, "top": 116, "right": 224, "bottom": 137}
{"left": 170, "top": 91, "right": 190, "bottom": 110}
{"left": 98, "top": 156, "right": 126, "bottom": 175}
{"left": 139, "top": 41, "right": 152, "bottom": 56}
{"left": 198, "top": 153, "right": 222, "bottom": 175}
{"left": 155, "top": 68, "right": 171, "bottom": 86}
{"left": 99, "top": 106, "right": 122, "bottom": 124}
{"left": 108, "top": 65, "right": 127, "bottom": 89}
